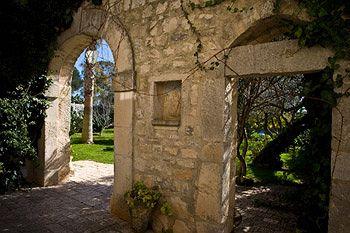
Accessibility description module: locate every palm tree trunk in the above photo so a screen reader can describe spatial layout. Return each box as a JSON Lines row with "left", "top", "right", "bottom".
{"left": 82, "top": 72, "right": 94, "bottom": 144}
{"left": 82, "top": 46, "right": 97, "bottom": 144}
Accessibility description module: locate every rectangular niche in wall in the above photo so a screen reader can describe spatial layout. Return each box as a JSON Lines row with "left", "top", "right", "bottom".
{"left": 152, "top": 80, "right": 182, "bottom": 126}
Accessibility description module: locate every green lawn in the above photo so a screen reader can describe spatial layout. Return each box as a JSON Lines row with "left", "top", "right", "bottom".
{"left": 70, "top": 128, "right": 114, "bottom": 164}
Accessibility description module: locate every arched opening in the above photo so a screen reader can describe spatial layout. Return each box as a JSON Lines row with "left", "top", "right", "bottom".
{"left": 70, "top": 39, "right": 115, "bottom": 164}
{"left": 229, "top": 16, "right": 291, "bottom": 47}
{"left": 29, "top": 4, "right": 136, "bottom": 223}
{"left": 63, "top": 37, "right": 114, "bottom": 189}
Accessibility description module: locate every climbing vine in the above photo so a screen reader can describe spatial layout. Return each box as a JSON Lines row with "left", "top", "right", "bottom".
{"left": 283, "top": 1, "right": 349, "bottom": 232}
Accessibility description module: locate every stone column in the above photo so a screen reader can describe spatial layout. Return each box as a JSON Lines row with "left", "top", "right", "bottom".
{"left": 33, "top": 80, "right": 71, "bottom": 186}
{"left": 195, "top": 69, "right": 236, "bottom": 233}
{"left": 110, "top": 71, "right": 134, "bottom": 221}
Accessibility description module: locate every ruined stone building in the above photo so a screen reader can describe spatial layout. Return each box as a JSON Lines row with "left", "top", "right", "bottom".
{"left": 26, "top": 0, "right": 350, "bottom": 232}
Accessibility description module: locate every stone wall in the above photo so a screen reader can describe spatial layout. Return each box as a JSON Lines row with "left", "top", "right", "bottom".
{"left": 38, "top": 0, "right": 350, "bottom": 232}
{"left": 120, "top": 1, "right": 235, "bottom": 231}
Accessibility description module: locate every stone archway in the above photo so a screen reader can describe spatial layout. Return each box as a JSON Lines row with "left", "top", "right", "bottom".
{"left": 28, "top": 2, "right": 135, "bottom": 220}
{"left": 225, "top": 39, "right": 350, "bottom": 232}
{"left": 19, "top": 1, "right": 349, "bottom": 232}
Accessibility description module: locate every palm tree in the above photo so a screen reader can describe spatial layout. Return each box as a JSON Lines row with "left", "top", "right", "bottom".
{"left": 81, "top": 42, "right": 98, "bottom": 144}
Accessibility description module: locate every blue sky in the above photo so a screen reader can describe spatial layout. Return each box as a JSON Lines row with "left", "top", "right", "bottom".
{"left": 74, "top": 39, "right": 114, "bottom": 74}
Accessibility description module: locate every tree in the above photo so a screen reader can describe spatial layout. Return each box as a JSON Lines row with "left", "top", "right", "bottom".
{"left": 81, "top": 43, "right": 98, "bottom": 144}
{"left": 236, "top": 75, "right": 303, "bottom": 182}
{"left": 71, "top": 67, "right": 84, "bottom": 104}
{"left": 93, "top": 61, "right": 115, "bottom": 134}
{"left": 71, "top": 67, "right": 83, "bottom": 95}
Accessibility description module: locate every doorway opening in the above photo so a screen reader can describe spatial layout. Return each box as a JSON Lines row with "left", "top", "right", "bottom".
{"left": 70, "top": 39, "right": 116, "bottom": 165}
{"left": 234, "top": 71, "right": 332, "bottom": 233}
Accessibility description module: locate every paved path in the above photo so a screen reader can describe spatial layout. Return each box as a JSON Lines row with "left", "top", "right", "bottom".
{"left": 0, "top": 161, "right": 297, "bottom": 233}
{"left": 235, "top": 185, "right": 298, "bottom": 233}
{"left": 0, "top": 161, "right": 133, "bottom": 233}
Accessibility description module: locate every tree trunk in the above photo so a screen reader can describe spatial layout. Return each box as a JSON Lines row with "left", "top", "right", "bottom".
{"left": 82, "top": 75, "right": 94, "bottom": 144}
{"left": 237, "top": 127, "right": 248, "bottom": 183}
{"left": 81, "top": 46, "right": 97, "bottom": 144}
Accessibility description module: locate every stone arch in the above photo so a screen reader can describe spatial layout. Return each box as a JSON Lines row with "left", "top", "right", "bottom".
{"left": 189, "top": 2, "right": 313, "bottom": 232}
{"left": 230, "top": 15, "right": 295, "bottom": 47}
{"left": 214, "top": 0, "right": 310, "bottom": 49}
{"left": 30, "top": 2, "right": 135, "bottom": 220}
{"left": 220, "top": 6, "right": 350, "bottom": 232}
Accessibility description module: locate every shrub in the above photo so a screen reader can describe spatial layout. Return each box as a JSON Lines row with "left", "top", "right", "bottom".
{"left": 248, "top": 132, "right": 273, "bottom": 157}
{"left": 0, "top": 77, "right": 49, "bottom": 193}
{"left": 124, "top": 181, "right": 162, "bottom": 209}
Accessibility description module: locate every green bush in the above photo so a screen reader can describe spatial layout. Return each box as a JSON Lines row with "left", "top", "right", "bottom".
{"left": 0, "top": 77, "right": 49, "bottom": 193}
{"left": 0, "top": 0, "right": 89, "bottom": 192}
{"left": 0, "top": 97, "right": 35, "bottom": 192}
{"left": 248, "top": 132, "right": 272, "bottom": 157}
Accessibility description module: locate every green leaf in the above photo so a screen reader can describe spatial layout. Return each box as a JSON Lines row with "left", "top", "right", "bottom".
{"left": 295, "top": 27, "right": 303, "bottom": 38}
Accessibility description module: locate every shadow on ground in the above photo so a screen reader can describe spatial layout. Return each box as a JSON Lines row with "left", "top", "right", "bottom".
{"left": 0, "top": 161, "right": 299, "bottom": 233}
{"left": 0, "top": 162, "right": 133, "bottom": 233}
{"left": 234, "top": 185, "right": 298, "bottom": 233}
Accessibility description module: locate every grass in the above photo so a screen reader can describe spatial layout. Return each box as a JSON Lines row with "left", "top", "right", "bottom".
{"left": 70, "top": 128, "right": 114, "bottom": 164}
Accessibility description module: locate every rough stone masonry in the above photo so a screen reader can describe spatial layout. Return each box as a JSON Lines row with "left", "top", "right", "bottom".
{"left": 25, "top": 0, "right": 350, "bottom": 232}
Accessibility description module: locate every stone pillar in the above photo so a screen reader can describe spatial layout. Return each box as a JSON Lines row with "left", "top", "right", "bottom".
{"left": 33, "top": 80, "right": 71, "bottom": 186}
{"left": 195, "top": 70, "right": 236, "bottom": 233}
{"left": 329, "top": 62, "right": 350, "bottom": 233}
{"left": 110, "top": 72, "right": 134, "bottom": 220}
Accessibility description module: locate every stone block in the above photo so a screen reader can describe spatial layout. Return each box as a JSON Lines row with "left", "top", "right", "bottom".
{"left": 226, "top": 40, "right": 333, "bottom": 78}
{"left": 173, "top": 220, "right": 191, "bottom": 233}
{"left": 123, "top": 0, "right": 131, "bottom": 11}
{"left": 152, "top": 210, "right": 171, "bottom": 233}
{"left": 156, "top": 2, "right": 168, "bottom": 15}
{"left": 164, "top": 147, "right": 179, "bottom": 156}
{"left": 114, "top": 127, "right": 133, "bottom": 156}
{"left": 169, "top": 196, "right": 193, "bottom": 221}
{"left": 196, "top": 221, "right": 222, "bottom": 233}
{"left": 163, "top": 17, "right": 179, "bottom": 33}
{"left": 332, "top": 152, "right": 350, "bottom": 181}
{"left": 131, "top": 0, "right": 145, "bottom": 9}
{"left": 114, "top": 92, "right": 133, "bottom": 128}
{"left": 201, "top": 71, "right": 226, "bottom": 141}
{"left": 329, "top": 179, "right": 350, "bottom": 233}
{"left": 181, "top": 148, "right": 198, "bottom": 159}
{"left": 134, "top": 157, "right": 148, "bottom": 172}
{"left": 195, "top": 191, "right": 221, "bottom": 223}
{"left": 173, "top": 168, "right": 193, "bottom": 181}
{"left": 176, "top": 159, "right": 195, "bottom": 168}
{"left": 201, "top": 143, "right": 223, "bottom": 162}
{"left": 198, "top": 163, "right": 221, "bottom": 191}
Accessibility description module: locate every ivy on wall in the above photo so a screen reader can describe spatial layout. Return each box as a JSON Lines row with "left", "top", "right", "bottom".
{"left": 284, "top": 1, "right": 349, "bottom": 232}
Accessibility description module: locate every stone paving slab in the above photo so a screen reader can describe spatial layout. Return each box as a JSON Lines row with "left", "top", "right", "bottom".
{"left": 0, "top": 161, "right": 298, "bottom": 233}
{"left": 0, "top": 161, "right": 134, "bottom": 233}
